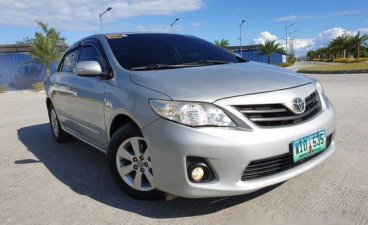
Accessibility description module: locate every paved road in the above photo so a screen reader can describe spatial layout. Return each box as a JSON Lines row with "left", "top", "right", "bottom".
{"left": 1, "top": 74, "right": 368, "bottom": 225}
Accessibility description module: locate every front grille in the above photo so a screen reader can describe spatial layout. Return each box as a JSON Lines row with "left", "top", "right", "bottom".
{"left": 241, "top": 134, "right": 333, "bottom": 181}
{"left": 233, "top": 91, "right": 321, "bottom": 127}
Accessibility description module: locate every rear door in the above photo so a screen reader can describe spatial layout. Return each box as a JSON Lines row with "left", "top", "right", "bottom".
{"left": 68, "top": 40, "right": 108, "bottom": 149}
{"left": 50, "top": 48, "right": 79, "bottom": 128}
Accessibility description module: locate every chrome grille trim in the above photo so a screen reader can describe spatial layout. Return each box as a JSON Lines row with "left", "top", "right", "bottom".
{"left": 233, "top": 90, "right": 321, "bottom": 127}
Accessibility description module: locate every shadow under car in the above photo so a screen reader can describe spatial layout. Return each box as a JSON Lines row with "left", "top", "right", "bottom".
{"left": 16, "top": 123, "right": 282, "bottom": 218}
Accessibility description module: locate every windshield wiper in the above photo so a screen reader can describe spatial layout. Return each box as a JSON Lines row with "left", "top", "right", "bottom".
{"left": 130, "top": 64, "right": 175, "bottom": 71}
{"left": 184, "top": 60, "right": 231, "bottom": 65}
{"left": 130, "top": 60, "right": 231, "bottom": 71}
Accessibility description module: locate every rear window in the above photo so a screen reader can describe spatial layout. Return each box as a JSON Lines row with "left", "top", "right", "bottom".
{"left": 107, "top": 34, "right": 244, "bottom": 70}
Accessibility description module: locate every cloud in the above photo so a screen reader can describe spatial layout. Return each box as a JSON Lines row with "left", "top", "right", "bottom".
{"left": 0, "top": 0, "right": 204, "bottom": 31}
{"left": 313, "top": 27, "right": 352, "bottom": 48}
{"left": 357, "top": 28, "right": 368, "bottom": 34}
{"left": 275, "top": 10, "right": 360, "bottom": 22}
{"left": 191, "top": 22, "right": 203, "bottom": 27}
{"left": 292, "top": 38, "right": 315, "bottom": 50}
{"left": 275, "top": 15, "right": 315, "bottom": 22}
{"left": 253, "top": 31, "right": 277, "bottom": 45}
{"left": 328, "top": 11, "right": 360, "bottom": 16}
{"left": 251, "top": 28, "right": 363, "bottom": 56}
{"left": 135, "top": 24, "right": 174, "bottom": 32}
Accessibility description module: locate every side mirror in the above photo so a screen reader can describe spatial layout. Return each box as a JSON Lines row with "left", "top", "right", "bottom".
{"left": 73, "top": 61, "right": 102, "bottom": 76}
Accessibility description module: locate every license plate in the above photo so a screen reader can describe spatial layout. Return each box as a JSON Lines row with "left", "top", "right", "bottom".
{"left": 292, "top": 130, "right": 327, "bottom": 163}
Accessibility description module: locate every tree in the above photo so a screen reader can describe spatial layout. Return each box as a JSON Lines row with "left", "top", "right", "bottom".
{"left": 306, "top": 50, "right": 316, "bottom": 60}
{"left": 28, "top": 22, "right": 66, "bottom": 77}
{"left": 349, "top": 31, "right": 368, "bottom": 58}
{"left": 214, "top": 39, "right": 230, "bottom": 50}
{"left": 328, "top": 35, "right": 350, "bottom": 58}
{"left": 259, "top": 40, "right": 285, "bottom": 64}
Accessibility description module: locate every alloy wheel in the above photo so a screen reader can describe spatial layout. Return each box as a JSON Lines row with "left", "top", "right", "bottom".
{"left": 50, "top": 109, "right": 59, "bottom": 137}
{"left": 115, "top": 137, "right": 155, "bottom": 191}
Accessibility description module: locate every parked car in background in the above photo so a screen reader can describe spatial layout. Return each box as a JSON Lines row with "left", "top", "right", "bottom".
{"left": 45, "top": 33, "right": 336, "bottom": 200}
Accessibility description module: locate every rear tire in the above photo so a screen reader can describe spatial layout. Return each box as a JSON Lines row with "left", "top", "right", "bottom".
{"left": 107, "top": 122, "right": 164, "bottom": 200}
{"left": 48, "top": 104, "right": 71, "bottom": 143}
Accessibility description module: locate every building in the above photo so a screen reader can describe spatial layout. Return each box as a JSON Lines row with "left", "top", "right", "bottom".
{"left": 229, "top": 45, "right": 286, "bottom": 64}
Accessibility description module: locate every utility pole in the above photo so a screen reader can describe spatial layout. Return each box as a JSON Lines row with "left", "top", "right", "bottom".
{"left": 171, "top": 18, "right": 179, "bottom": 32}
{"left": 99, "top": 7, "right": 112, "bottom": 33}
{"left": 285, "top": 23, "right": 295, "bottom": 56}
{"left": 239, "top": 20, "right": 246, "bottom": 57}
{"left": 289, "top": 30, "right": 297, "bottom": 56}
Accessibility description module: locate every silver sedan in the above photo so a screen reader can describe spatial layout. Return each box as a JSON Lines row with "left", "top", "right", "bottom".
{"left": 45, "top": 33, "right": 336, "bottom": 200}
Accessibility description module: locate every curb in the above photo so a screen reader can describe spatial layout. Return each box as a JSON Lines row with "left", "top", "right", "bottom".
{"left": 297, "top": 69, "right": 368, "bottom": 74}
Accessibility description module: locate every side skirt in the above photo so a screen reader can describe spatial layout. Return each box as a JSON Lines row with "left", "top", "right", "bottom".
{"left": 63, "top": 127, "right": 107, "bottom": 154}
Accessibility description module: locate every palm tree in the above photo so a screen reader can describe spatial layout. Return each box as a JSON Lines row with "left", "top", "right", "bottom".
{"left": 306, "top": 50, "right": 316, "bottom": 60}
{"left": 214, "top": 39, "right": 230, "bottom": 50}
{"left": 29, "top": 22, "right": 65, "bottom": 77}
{"left": 259, "top": 40, "right": 285, "bottom": 64}
{"left": 349, "top": 31, "right": 368, "bottom": 58}
{"left": 329, "top": 35, "right": 350, "bottom": 58}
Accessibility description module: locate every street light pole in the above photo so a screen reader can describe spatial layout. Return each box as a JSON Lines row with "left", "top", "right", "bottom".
{"left": 99, "top": 7, "right": 112, "bottom": 33}
{"left": 171, "top": 18, "right": 179, "bottom": 32}
{"left": 285, "top": 23, "right": 295, "bottom": 56}
{"left": 239, "top": 20, "right": 245, "bottom": 57}
{"left": 289, "top": 30, "right": 297, "bottom": 55}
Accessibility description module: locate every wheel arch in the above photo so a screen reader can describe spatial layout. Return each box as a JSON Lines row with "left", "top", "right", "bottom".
{"left": 108, "top": 114, "right": 140, "bottom": 139}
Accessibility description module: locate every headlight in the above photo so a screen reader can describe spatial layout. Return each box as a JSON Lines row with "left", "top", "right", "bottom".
{"left": 149, "top": 99, "right": 236, "bottom": 127}
{"left": 316, "top": 81, "right": 325, "bottom": 97}
{"left": 315, "top": 81, "right": 331, "bottom": 108}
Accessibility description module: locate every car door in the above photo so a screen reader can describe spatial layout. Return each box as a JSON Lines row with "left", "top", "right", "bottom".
{"left": 50, "top": 48, "right": 79, "bottom": 129}
{"left": 68, "top": 41, "right": 108, "bottom": 149}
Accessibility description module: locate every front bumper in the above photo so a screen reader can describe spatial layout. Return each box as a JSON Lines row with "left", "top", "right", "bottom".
{"left": 142, "top": 88, "right": 336, "bottom": 198}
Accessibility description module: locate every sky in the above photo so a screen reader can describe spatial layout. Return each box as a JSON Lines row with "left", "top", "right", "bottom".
{"left": 0, "top": 0, "right": 367, "bottom": 56}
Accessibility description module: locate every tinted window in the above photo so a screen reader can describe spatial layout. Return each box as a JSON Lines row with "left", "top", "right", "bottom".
{"left": 78, "top": 46, "right": 105, "bottom": 70}
{"left": 107, "top": 34, "right": 244, "bottom": 70}
{"left": 62, "top": 49, "right": 79, "bottom": 72}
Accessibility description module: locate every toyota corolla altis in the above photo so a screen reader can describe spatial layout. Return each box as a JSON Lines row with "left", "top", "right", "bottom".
{"left": 45, "top": 33, "right": 336, "bottom": 200}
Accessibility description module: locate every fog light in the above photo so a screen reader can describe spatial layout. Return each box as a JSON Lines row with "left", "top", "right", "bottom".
{"left": 187, "top": 157, "right": 215, "bottom": 183}
{"left": 191, "top": 167, "right": 205, "bottom": 182}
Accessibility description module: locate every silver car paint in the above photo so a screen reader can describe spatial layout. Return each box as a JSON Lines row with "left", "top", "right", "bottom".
{"left": 45, "top": 33, "right": 336, "bottom": 198}
{"left": 141, "top": 82, "right": 336, "bottom": 197}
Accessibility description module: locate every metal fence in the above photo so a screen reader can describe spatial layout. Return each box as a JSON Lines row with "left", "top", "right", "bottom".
{"left": 0, "top": 53, "right": 54, "bottom": 90}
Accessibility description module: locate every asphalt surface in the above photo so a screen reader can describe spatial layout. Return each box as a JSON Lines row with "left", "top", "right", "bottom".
{"left": 1, "top": 73, "right": 368, "bottom": 225}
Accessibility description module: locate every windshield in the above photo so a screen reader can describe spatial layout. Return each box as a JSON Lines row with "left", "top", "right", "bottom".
{"left": 106, "top": 33, "right": 245, "bottom": 70}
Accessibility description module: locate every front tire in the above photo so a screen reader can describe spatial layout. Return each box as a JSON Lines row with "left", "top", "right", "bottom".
{"left": 107, "top": 122, "right": 164, "bottom": 200}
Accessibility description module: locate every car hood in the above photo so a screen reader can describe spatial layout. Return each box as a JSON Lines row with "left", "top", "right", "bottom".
{"left": 130, "top": 61, "right": 313, "bottom": 102}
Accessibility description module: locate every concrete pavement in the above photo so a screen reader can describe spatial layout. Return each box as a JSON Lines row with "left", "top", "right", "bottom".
{"left": 1, "top": 74, "right": 368, "bottom": 225}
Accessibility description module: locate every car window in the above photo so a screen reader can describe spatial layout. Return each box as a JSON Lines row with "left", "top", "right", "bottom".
{"left": 61, "top": 49, "right": 79, "bottom": 72}
{"left": 78, "top": 46, "right": 105, "bottom": 71}
{"left": 107, "top": 34, "right": 245, "bottom": 70}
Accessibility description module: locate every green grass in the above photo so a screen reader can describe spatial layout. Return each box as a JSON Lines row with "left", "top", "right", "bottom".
{"left": 298, "top": 61, "right": 368, "bottom": 74}
{"left": 0, "top": 85, "right": 8, "bottom": 94}
{"left": 32, "top": 82, "right": 45, "bottom": 91}
{"left": 333, "top": 58, "right": 368, "bottom": 63}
